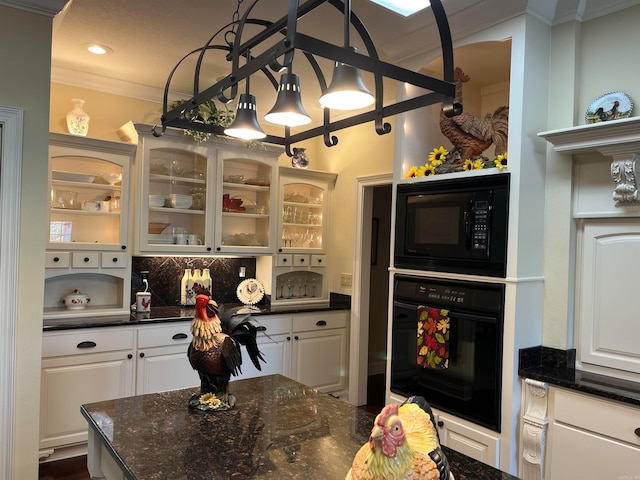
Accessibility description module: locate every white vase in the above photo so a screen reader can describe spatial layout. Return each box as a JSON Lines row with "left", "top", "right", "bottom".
{"left": 66, "top": 98, "right": 90, "bottom": 136}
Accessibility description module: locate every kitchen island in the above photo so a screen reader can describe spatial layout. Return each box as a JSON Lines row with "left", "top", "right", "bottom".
{"left": 82, "top": 374, "right": 518, "bottom": 479}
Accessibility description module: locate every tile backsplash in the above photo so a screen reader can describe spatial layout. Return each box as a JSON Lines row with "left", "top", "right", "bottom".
{"left": 131, "top": 256, "right": 259, "bottom": 307}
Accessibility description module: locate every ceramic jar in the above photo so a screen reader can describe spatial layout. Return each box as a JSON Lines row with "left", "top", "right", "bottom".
{"left": 66, "top": 98, "right": 90, "bottom": 136}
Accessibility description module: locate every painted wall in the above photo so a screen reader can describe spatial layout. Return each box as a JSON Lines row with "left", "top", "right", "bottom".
{"left": 0, "top": 6, "right": 52, "bottom": 478}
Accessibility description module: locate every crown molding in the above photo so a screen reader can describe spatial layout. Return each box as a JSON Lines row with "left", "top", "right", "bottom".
{"left": 0, "top": 0, "right": 67, "bottom": 16}
{"left": 51, "top": 65, "right": 187, "bottom": 104}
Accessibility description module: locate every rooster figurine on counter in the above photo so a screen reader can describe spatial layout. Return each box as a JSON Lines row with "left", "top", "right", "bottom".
{"left": 346, "top": 396, "right": 454, "bottom": 480}
{"left": 187, "top": 294, "right": 265, "bottom": 411}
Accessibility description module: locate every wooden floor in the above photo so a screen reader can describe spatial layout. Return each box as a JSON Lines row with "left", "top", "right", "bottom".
{"left": 38, "top": 374, "right": 386, "bottom": 479}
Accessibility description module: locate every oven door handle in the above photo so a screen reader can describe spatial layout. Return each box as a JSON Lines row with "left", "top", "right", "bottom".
{"left": 464, "top": 201, "right": 472, "bottom": 250}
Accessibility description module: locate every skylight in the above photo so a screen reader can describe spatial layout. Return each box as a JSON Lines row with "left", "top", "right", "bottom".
{"left": 368, "top": 0, "right": 430, "bottom": 17}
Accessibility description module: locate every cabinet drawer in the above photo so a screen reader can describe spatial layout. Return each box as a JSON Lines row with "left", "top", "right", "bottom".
{"left": 101, "top": 252, "right": 127, "bottom": 268}
{"left": 554, "top": 388, "right": 640, "bottom": 446}
{"left": 254, "top": 315, "right": 292, "bottom": 337}
{"left": 43, "top": 328, "right": 135, "bottom": 357}
{"left": 293, "top": 254, "right": 310, "bottom": 266}
{"left": 72, "top": 252, "right": 100, "bottom": 268}
{"left": 275, "top": 254, "right": 292, "bottom": 267}
{"left": 137, "top": 323, "right": 192, "bottom": 348}
{"left": 310, "top": 255, "right": 326, "bottom": 267}
{"left": 293, "top": 311, "right": 348, "bottom": 332}
{"left": 45, "top": 252, "right": 70, "bottom": 268}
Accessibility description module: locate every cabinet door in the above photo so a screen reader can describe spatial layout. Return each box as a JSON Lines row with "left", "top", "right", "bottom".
{"left": 435, "top": 413, "right": 500, "bottom": 468}
{"left": 578, "top": 220, "right": 640, "bottom": 373}
{"left": 49, "top": 133, "right": 134, "bottom": 251}
{"left": 40, "top": 351, "right": 134, "bottom": 451}
{"left": 214, "top": 146, "right": 279, "bottom": 254}
{"left": 291, "top": 328, "right": 347, "bottom": 393}
{"left": 135, "top": 126, "right": 215, "bottom": 254}
{"left": 233, "top": 333, "right": 290, "bottom": 381}
{"left": 136, "top": 345, "right": 199, "bottom": 394}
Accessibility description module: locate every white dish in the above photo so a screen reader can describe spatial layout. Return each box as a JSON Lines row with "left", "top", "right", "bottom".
{"left": 585, "top": 91, "right": 634, "bottom": 124}
{"left": 52, "top": 170, "right": 96, "bottom": 183}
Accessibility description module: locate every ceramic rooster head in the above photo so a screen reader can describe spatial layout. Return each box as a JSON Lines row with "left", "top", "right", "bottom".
{"left": 346, "top": 396, "right": 454, "bottom": 480}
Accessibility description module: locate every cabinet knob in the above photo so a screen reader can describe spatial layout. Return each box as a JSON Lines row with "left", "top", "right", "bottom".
{"left": 172, "top": 333, "right": 188, "bottom": 340}
{"left": 437, "top": 420, "right": 444, "bottom": 428}
{"left": 299, "top": 258, "right": 305, "bottom": 263}
{"left": 278, "top": 248, "right": 283, "bottom": 253}
{"left": 294, "top": 335, "right": 299, "bottom": 340}
{"left": 216, "top": 247, "right": 221, "bottom": 251}
{"left": 316, "top": 258, "right": 322, "bottom": 264}
{"left": 635, "top": 427, "right": 640, "bottom": 438}
{"left": 121, "top": 245, "right": 127, "bottom": 250}
{"left": 206, "top": 247, "right": 212, "bottom": 252}
{"left": 127, "top": 354, "right": 133, "bottom": 359}
{"left": 53, "top": 257, "right": 60, "bottom": 262}
{"left": 76, "top": 341, "right": 97, "bottom": 349}
{"left": 139, "top": 352, "right": 145, "bottom": 358}
{"left": 83, "top": 257, "right": 90, "bottom": 263}
{"left": 282, "top": 258, "right": 288, "bottom": 263}
{"left": 287, "top": 336, "right": 291, "bottom": 341}
{"left": 111, "top": 257, "right": 119, "bottom": 263}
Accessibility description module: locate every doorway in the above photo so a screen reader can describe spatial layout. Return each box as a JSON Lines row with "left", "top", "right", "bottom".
{"left": 348, "top": 174, "right": 392, "bottom": 409}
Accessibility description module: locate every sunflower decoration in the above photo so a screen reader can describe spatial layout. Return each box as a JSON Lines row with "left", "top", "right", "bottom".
{"left": 405, "top": 165, "right": 422, "bottom": 178}
{"left": 473, "top": 159, "right": 485, "bottom": 170}
{"left": 428, "top": 146, "right": 448, "bottom": 165}
{"left": 463, "top": 159, "right": 474, "bottom": 171}
{"left": 494, "top": 152, "right": 508, "bottom": 170}
{"left": 423, "top": 163, "right": 436, "bottom": 176}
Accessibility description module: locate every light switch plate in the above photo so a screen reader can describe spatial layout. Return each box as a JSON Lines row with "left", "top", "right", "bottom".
{"left": 340, "top": 273, "right": 352, "bottom": 287}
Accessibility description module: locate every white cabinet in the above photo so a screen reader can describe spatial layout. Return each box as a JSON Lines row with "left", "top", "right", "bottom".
{"left": 577, "top": 219, "right": 640, "bottom": 374}
{"left": 45, "top": 134, "right": 135, "bottom": 319}
{"left": 134, "top": 124, "right": 282, "bottom": 254}
{"left": 40, "top": 328, "right": 135, "bottom": 457}
{"left": 135, "top": 323, "right": 198, "bottom": 394}
{"left": 546, "top": 388, "right": 640, "bottom": 480}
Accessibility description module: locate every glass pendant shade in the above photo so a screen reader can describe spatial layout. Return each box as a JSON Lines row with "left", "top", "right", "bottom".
{"left": 264, "top": 73, "right": 312, "bottom": 127}
{"left": 319, "top": 51, "right": 374, "bottom": 110}
{"left": 224, "top": 93, "right": 267, "bottom": 140}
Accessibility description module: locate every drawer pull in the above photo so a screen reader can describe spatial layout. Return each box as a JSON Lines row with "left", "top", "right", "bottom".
{"left": 294, "top": 335, "right": 299, "bottom": 340}
{"left": 53, "top": 257, "right": 60, "bottom": 262}
{"left": 83, "top": 257, "right": 90, "bottom": 263}
{"left": 256, "top": 326, "right": 267, "bottom": 332}
{"left": 112, "top": 257, "right": 119, "bottom": 263}
{"left": 127, "top": 354, "right": 133, "bottom": 359}
{"left": 316, "top": 320, "right": 327, "bottom": 327}
{"left": 437, "top": 420, "right": 444, "bottom": 428}
{"left": 121, "top": 245, "right": 127, "bottom": 250}
{"left": 172, "top": 333, "right": 188, "bottom": 340}
{"left": 139, "top": 352, "right": 145, "bottom": 358}
{"left": 635, "top": 428, "right": 640, "bottom": 438}
{"left": 77, "top": 341, "right": 97, "bottom": 349}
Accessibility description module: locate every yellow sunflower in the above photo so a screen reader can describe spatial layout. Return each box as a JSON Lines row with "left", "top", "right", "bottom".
{"left": 424, "top": 163, "right": 436, "bottom": 176}
{"left": 463, "top": 159, "right": 474, "bottom": 171}
{"left": 473, "top": 159, "right": 485, "bottom": 170}
{"left": 429, "top": 146, "right": 448, "bottom": 164}
{"left": 494, "top": 153, "right": 508, "bottom": 170}
{"left": 405, "top": 166, "right": 420, "bottom": 178}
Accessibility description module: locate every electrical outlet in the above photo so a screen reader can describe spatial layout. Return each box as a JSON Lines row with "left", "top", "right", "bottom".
{"left": 340, "top": 273, "right": 352, "bottom": 287}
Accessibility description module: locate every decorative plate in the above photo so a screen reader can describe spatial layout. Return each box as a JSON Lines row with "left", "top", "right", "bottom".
{"left": 585, "top": 91, "right": 633, "bottom": 124}
{"left": 236, "top": 278, "right": 265, "bottom": 305}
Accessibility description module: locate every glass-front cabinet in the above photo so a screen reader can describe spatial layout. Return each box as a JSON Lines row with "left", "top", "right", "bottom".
{"left": 214, "top": 145, "right": 280, "bottom": 254}
{"left": 49, "top": 133, "right": 133, "bottom": 251}
{"left": 135, "top": 125, "right": 216, "bottom": 254}
{"left": 277, "top": 167, "right": 337, "bottom": 254}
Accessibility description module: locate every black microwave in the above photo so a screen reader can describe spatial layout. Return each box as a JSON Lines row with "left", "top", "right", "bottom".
{"left": 394, "top": 174, "right": 509, "bottom": 277}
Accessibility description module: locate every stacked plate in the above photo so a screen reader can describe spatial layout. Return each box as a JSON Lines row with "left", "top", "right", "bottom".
{"left": 149, "top": 195, "right": 166, "bottom": 208}
{"left": 169, "top": 194, "right": 192, "bottom": 209}
{"left": 148, "top": 234, "right": 174, "bottom": 244}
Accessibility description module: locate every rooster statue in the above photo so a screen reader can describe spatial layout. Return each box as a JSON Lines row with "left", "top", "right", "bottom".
{"left": 346, "top": 396, "right": 454, "bottom": 480}
{"left": 439, "top": 67, "right": 509, "bottom": 170}
{"left": 187, "top": 294, "right": 265, "bottom": 411}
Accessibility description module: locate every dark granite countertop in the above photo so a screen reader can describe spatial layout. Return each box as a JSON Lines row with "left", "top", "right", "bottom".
{"left": 81, "top": 375, "right": 518, "bottom": 480}
{"left": 43, "top": 301, "right": 350, "bottom": 331}
{"left": 518, "top": 346, "right": 640, "bottom": 407}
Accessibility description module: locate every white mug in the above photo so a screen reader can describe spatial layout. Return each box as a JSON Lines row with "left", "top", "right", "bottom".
{"left": 136, "top": 292, "right": 151, "bottom": 313}
{"left": 175, "top": 233, "right": 188, "bottom": 245}
{"left": 188, "top": 234, "right": 202, "bottom": 245}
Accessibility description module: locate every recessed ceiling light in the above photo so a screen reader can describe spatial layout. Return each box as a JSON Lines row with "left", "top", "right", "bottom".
{"left": 368, "top": 0, "right": 430, "bottom": 17}
{"left": 86, "top": 44, "right": 113, "bottom": 55}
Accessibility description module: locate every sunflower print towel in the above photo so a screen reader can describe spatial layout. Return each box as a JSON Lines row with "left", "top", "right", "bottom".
{"left": 417, "top": 306, "right": 450, "bottom": 369}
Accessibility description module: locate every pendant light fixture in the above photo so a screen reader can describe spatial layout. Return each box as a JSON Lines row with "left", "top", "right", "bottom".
{"left": 264, "top": 70, "right": 312, "bottom": 127}
{"left": 318, "top": 0, "right": 374, "bottom": 110}
{"left": 224, "top": 50, "right": 267, "bottom": 140}
{"left": 158, "top": 0, "right": 460, "bottom": 156}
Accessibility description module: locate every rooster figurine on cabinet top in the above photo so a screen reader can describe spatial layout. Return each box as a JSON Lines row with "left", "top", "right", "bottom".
{"left": 187, "top": 294, "right": 265, "bottom": 411}
{"left": 346, "top": 396, "right": 454, "bottom": 480}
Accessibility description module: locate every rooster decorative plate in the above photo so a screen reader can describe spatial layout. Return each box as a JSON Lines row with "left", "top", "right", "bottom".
{"left": 585, "top": 91, "right": 633, "bottom": 124}
{"left": 236, "top": 278, "right": 265, "bottom": 305}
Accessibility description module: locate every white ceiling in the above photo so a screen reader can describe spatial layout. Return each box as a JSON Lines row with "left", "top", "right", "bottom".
{"left": 46, "top": 0, "right": 640, "bottom": 129}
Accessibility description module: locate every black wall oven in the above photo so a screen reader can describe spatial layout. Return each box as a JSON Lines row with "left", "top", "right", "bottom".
{"left": 391, "top": 275, "right": 504, "bottom": 432}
